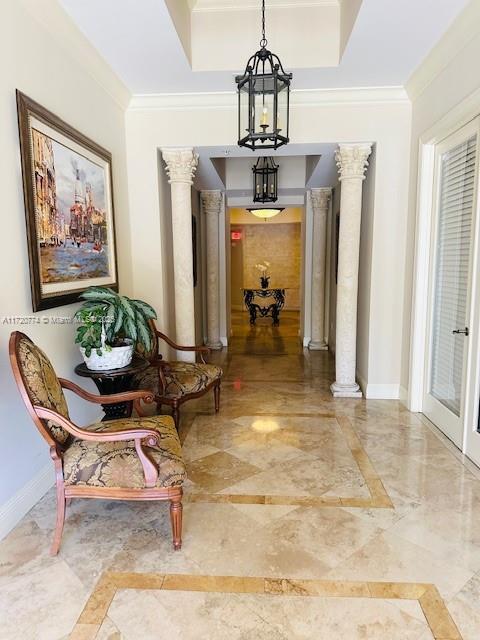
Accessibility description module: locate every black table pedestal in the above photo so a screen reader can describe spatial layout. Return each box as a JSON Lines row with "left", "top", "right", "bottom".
{"left": 243, "top": 288, "right": 286, "bottom": 326}
{"left": 91, "top": 375, "right": 136, "bottom": 421}
{"left": 74, "top": 355, "right": 150, "bottom": 422}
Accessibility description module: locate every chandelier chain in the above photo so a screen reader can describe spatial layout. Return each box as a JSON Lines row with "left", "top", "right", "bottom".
{"left": 260, "top": 0, "right": 267, "bottom": 48}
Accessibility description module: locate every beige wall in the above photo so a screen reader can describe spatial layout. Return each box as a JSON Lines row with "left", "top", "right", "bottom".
{"left": 229, "top": 208, "right": 302, "bottom": 311}
{"left": 401, "top": 1, "right": 480, "bottom": 402}
{"left": 243, "top": 223, "right": 301, "bottom": 310}
{"left": 0, "top": 0, "right": 130, "bottom": 525}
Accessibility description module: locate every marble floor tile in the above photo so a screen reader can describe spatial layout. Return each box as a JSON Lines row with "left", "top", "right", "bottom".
{"left": 230, "top": 503, "right": 300, "bottom": 526}
{"left": 237, "top": 593, "right": 431, "bottom": 640}
{"left": 55, "top": 501, "right": 171, "bottom": 590}
{"left": 448, "top": 573, "right": 480, "bottom": 640}
{"left": 321, "top": 530, "right": 474, "bottom": 601}
{"left": 109, "top": 588, "right": 287, "bottom": 639}
{"left": 220, "top": 454, "right": 370, "bottom": 498}
{"left": 259, "top": 506, "right": 383, "bottom": 571}
{"left": 186, "top": 450, "right": 262, "bottom": 493}
{"left": 179, "top": 503, "right": 331, "bottom": 578}
{"left": 388, "top": 502, "right": 480, "bottom": 574}
{"left": 0, "top": 519, "right": 52, "bottom": 579}
{"left": 0, "top": 561, "right": 87, "bottom": 640}
{"left": 95, "top": 617, "right": 121, "bottom": 640}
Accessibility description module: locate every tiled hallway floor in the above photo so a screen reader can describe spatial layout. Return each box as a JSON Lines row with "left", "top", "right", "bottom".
{"left": 2, "top": 316, "right": 480, "bottom": 639}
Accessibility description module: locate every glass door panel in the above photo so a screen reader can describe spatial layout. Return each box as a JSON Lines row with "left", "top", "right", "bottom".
{"left": 423, "top": 120, "right": 479, "bottom": 448}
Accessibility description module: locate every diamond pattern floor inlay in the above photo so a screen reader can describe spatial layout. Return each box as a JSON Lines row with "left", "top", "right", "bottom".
{"left": 182, "top": 414, "right": 393, "bottom": 509}
{"left": 1, "top": 313, "right": 480, "bottom": 639}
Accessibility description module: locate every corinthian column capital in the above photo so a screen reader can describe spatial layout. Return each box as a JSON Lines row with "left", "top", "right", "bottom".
{"left": 162, "top": 148, "right": 199, "bottom": 184}
{"left": 201, "top": 190, "right": 223, "bottom": 215}
{"left": 335, "top": 144, "right": 372, "bottom": 181}
{"left": 311, "top": 188, "right": 332, "bottom": 214}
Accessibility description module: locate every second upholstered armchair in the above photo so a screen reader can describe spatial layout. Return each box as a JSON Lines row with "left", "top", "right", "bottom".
{"left": 134, "top": 321, "right": 223, "bottom": 429}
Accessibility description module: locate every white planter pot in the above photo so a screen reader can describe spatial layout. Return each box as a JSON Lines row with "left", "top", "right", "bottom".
{"left": 80, "top": 340, "right": 134, "bottom": 371}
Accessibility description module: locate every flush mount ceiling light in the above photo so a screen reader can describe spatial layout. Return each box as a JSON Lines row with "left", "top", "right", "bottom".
{"left": 253, "top": 156, "right": 278, "bottom": 203}
{"left": 247, "top": 207, "right": 284, "bottom": 221}
{"left": 236, "top": 0, "right": 292, "bottom": 151}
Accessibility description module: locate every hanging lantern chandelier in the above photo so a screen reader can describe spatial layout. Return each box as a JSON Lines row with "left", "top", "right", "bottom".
{"left": 236, "top": 0, "right": 292, "bottom": 151}
{"left": 253, "top": 156, "right": 278, "bottom": 203}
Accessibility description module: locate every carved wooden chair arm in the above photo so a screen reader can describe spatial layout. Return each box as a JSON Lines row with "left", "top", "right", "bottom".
{"left": 60, "top": 378, "right": 154, "bottom": 416}
{"left": 60, "top": 378, "right": 154, "bottom": 405}
{"left": 34, "top": 406, "right": 160, "bottom": 487}
{"left": 154, "top": 330, "right": 210, "bottom": 363}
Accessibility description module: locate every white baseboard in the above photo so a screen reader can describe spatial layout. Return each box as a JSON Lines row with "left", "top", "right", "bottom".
{"left": 303, "top": 336, "right": 311, "bottom": 348}
{"left": 364, "top": 383, "right": 400, "bottom": 400}
{"left": 356, "top": 373, "right": 400, "bottom": 399}
{"left": 0, "top": 463, "right": 54, "bottom": 540}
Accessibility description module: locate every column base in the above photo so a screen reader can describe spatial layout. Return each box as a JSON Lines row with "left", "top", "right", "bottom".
{"left": 206, "top": 340, "right": 223, "bottom": 351}
{"left": 330, "top": 382, "right": 363, "bottom": 398}
{"left": 308, "top": 340, "right": 328, "bottom": 351}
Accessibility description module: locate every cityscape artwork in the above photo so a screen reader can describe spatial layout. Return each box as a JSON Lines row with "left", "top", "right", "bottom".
{"left": 17, "top": 92, "right": 118, "bottom": 311}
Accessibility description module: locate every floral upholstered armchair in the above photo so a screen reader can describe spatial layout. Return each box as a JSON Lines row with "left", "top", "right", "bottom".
{"left": 9, "top": 331, "right": 186, "bottom": 555}
{"left": 135, "top": 321, "right": 223, "bottom": 429}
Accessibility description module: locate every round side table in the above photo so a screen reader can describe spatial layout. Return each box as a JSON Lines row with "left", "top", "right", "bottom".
{"left": 74, "top": 354, "right": 150, "bottom": 421}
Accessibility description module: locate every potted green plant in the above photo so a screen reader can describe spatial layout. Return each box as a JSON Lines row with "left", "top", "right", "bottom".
{"left": 74, "top": 287, "right": 157, "bottom": 371}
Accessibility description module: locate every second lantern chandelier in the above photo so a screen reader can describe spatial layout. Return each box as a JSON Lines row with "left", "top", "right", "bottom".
{"left": 236, "top": 0, "right": 292, "bottom": 150}
{"left": 253, "top": 156, "right": 278, "bottom": 203}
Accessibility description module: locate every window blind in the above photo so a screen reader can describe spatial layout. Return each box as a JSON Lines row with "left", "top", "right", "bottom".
{"left": 430, "top": 135, "right": 477, "bottom": 416}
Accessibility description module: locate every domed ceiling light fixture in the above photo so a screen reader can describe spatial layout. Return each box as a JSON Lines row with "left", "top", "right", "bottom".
{"left": 247, "top": 207, "right": 284, "bottom": 221}
{"left": 236, "top": 0, "right": 292, "bottom": 150}
{"left": 253, "top": 156, "right": 278, "bottom": 203}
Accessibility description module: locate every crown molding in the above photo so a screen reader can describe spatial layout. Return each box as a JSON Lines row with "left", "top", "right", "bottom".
{"left": 129, "top": 86, "right": 409, "bottom": 112}
{"left": 406, "top": 0, "right": 480, "bottom": 102}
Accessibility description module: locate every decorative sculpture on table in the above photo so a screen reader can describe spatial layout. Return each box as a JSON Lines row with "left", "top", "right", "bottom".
{"left": 255, "top": 261, "right": 271, "bottom": 288}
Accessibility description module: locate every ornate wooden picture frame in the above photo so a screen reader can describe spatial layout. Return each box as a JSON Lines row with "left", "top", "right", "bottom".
{"left": 16, "top": 91, "right": 118, "bottom": 311}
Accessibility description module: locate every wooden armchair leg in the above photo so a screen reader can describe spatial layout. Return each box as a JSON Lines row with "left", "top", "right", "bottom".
{"left": 214, "top": 383, "right": 221, "bottom": 413}
{"left": 169, "top": 494, "right": 183, "bottom": 551}
{"left": 50, "top": 482, "right": 66, "bottom": 556}
{"left": 172, "top": 404, "right": 180, "bottom": 430}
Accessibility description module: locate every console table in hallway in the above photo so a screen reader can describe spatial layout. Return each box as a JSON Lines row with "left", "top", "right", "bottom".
{"left": 243, "top": 288, "right": 286, "bottom": 325}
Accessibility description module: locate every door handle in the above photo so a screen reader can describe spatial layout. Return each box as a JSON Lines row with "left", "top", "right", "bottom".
{"left": 452, "top": 327, "right": 469, "bottom": 336}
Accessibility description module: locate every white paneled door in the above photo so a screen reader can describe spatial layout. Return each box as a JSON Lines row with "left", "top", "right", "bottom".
{"left": 423, "top": 119, "right": 480, "bottom": 458}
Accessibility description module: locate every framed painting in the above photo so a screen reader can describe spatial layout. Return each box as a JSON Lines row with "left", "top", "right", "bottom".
{"left": 16, "top": 91, "right": 118, "bottom": 311}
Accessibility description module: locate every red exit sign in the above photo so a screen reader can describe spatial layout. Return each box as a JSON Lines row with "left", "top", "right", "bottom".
{"left": 231, "top": 231, "right": 242, "bottom": 241}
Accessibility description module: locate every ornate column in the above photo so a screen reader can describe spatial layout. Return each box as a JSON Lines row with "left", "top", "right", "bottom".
{"left": 201, "top": 190, "right": 223, "bottom": 350}
{"left": 162, "top": 148, "right": 199, "bottom": 360}
{"left": 309, "top": 188, "right": 331, "bottom": 351}
{"left": 331, "top": 144, "right": 372, "bottom": 397}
